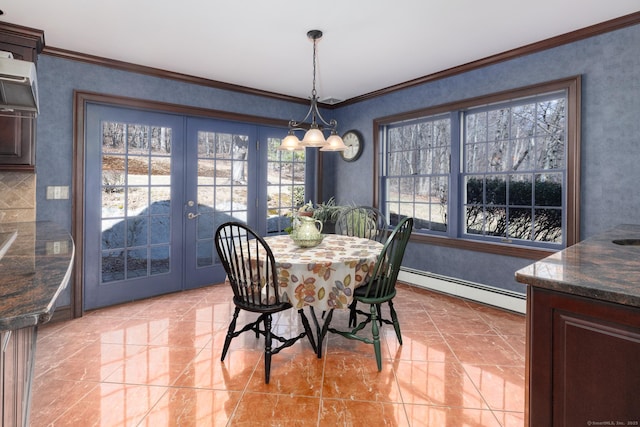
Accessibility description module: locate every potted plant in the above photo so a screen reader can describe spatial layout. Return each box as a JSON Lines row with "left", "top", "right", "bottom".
{"left": 312, "top": 197, "right": 346, "bottom": 234}
{"left": 339, "top": 207, "right": 378, "bottom": 238}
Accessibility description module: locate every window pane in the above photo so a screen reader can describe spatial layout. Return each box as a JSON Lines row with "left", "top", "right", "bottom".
{"left": 415, "top": 150, "right": 432, "bottom": 174}
{"left": 485, "top": 207, "right": 507, "bottom": 237}
{"left": 388, "top": 152, "right": 403, "bottom": 175}
{"left": 485, "top": 175, "right": 506, "bottom": 205}
{"left": 508, "top": 208, "right": 533, "bottom": 240}
{"left": 535, "top": 173, "right": 563, "bottom": 207}
{"left": 509, "top": 138, "right": 533, "bottom": 171}
{"left": 465, "top": 112, "right": 487, "bottom": 143}
{"left": 509, "top": 174, "right": 532, "bottom": 206}
{"left": 488, "top": 140, "right": 508, "bottom": 172}
{"left": 465, "top": 176, "right": 483, "bottom": 205}
{"left": 534, "top": 136, "right": 564, "bottom": 170}
{"left": 534, "top": 208, "right": 562, "bottom": 243}
{"left": 488, "top": 109, "right": 510, "bottom": 141}
{"left": 433, "top": 147, "right": 450, "bottom": 174}
{"left": 512, "top": 103, "right": 536, "bottom": 138}
{"left": 102, "top": 122, "right": 125, "bottom": 154}
{"left": 102, "top": 250, "right": 124, "bottom": 282}
{"left": 386, "top": 178, "right": 400, "bottom": 202}
{"left": 465, "top": 206, "right": 485, "bottom": 235}
{"left": 150, "top": 246, "right": 170, "bottom": 275}
{"left": 465, "top": 143, "right": 487, "bottom": 173}
{"left": 127, "top": 124, "right": 150, "bottom": 155}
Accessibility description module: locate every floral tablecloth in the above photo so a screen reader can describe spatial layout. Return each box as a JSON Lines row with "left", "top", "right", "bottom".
{"left": 264, "top": 234, "right": 383, "bottom": 312}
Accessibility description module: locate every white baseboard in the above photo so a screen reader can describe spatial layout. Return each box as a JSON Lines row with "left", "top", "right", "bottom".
{"left": 398, "top": 268, "right": 526, "bottom": 314}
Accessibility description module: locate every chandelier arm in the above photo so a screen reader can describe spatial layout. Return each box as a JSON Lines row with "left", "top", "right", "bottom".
{"left": 311, "top": 102, "right": 337, "bottom": 130}
{"left": 288, "top": 101, "right": 316, "bottom": 130}
{"left": 289, "top": 97, "right": 335, "bottom": 131}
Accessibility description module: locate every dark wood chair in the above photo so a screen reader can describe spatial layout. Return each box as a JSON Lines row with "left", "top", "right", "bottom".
{"left": 326, "top": 217, "right": 413, "bottom": 371}
{"left": 214, "top": 221, "right": 315, "bottom": 383}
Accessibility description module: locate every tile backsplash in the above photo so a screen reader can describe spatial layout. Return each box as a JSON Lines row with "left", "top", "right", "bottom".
{"left": 0, "top": 172, "right": 36, "bottom": 223}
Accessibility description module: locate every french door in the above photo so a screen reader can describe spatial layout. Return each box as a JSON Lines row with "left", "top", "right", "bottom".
{"left": 83, "top": 104, "right": 312, "bottom": 310}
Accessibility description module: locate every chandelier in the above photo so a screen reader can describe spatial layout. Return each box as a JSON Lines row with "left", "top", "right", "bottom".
{"left": 278, "top": 30, "right": 346, "bottom": 152}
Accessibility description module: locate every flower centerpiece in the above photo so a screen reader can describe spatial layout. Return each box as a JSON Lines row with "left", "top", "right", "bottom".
{"left": 297, "top": 200, "right": 315, "bottom": 217}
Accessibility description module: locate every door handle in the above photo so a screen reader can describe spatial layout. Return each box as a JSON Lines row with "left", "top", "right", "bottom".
{"left": 187, "top": 212, "right": 201, "bottom": 220}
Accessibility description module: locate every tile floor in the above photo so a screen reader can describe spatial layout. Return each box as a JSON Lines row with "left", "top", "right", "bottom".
{"left": 30, "top": 283, "right": 526, "bottom": 426}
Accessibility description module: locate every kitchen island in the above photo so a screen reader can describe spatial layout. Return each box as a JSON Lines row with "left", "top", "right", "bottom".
{"left": 0, "top": 222, "right": 74, "bottom": 427}
{"left": 516, "top": 224, "right": 640, "bottom": 427}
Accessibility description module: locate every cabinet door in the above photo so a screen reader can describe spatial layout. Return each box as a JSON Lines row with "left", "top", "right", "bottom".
{"left": 0, "top": 115, "right": 35, "bottom": 169}
{"left": 528, "top": 288, "right": 640, "bottom": 427}
{"left": 552, "top": 310, "right": 640, "bottom": 425}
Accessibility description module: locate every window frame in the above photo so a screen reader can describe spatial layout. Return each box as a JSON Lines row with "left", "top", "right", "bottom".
{"left": 373, "top": 76, "right": 581, "bottom": 259}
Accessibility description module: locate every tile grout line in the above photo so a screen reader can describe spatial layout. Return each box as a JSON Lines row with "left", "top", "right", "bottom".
{"left": 423, "top": 299, "right": 514, "bottom": 426}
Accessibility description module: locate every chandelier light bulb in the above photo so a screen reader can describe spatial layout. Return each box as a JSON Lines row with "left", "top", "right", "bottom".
{"left": 320, "top": 132, "right": 347, "bottom": 151}
{"left": 302, "top": 127, "right": 327, "bottom": 147}
{"left": 278, "top": 132, "right": 303, "bottom": 151}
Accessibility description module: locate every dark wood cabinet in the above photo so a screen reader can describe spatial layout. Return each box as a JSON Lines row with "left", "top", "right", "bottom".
{"left": 0, "top": 22, "right": 44, "bottom": 170}
{"left": 527, "top": 287, "right": 640, "bottom": 426}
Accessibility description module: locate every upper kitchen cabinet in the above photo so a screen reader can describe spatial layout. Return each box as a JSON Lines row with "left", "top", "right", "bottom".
{"left": 0, "top": 22, "right": 44, "bottom": 171}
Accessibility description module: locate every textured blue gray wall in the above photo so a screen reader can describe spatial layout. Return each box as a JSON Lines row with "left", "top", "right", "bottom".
{"left": 328, "top": 24, "right": 640, "bottom": 293}
{"left": 34, "top": 24, "right": 640, "bottom": 300}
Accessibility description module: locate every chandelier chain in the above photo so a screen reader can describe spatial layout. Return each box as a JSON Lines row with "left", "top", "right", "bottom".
{"left": 311, "top": 36, "right": 317, "bottom": 98}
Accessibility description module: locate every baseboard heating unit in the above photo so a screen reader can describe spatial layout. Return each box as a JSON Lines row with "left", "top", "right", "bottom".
{"left": 398, "top": 268, "right": 526, "bottom": 314}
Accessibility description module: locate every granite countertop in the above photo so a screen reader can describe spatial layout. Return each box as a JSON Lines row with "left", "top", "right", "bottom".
{"left": 0, "top": 221, "right": 74, "bottom": 330}
{"left": 516, "top": 224, "right": 640, "bottom": 308}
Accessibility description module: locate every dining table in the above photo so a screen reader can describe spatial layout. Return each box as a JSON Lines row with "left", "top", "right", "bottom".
{"left": 263, "top": 233, "right": 383, "bottom": 357}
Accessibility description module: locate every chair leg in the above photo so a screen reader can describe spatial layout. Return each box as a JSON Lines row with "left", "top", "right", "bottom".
{"left": 370, "top": 304, "right": 382, "bottom": 371}
{"left": 221, "top": 306, "right": 240, "bottom": 362}
{"left": 388, "top": 300, "right": 402, "bottom": 345}
{"left": 318, "top": 309, "right": 335, "bottom": 359}
{"left": 264, "top": 314, "right": 273, "bottom": 384}
{"left": 348, "top": 301, "right": 357, "bottom": 327}
{"left": 298, "top": 309, "right": 317, "bottom": 354}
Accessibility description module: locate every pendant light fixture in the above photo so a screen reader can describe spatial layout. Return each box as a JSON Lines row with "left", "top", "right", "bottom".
{"left": 278, "top": 30, "right": 346, "bottom": 152}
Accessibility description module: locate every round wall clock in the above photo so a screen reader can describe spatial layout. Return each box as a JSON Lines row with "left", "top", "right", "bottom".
{"left": 340, "top": 130, "right": 363, "bottom": 162}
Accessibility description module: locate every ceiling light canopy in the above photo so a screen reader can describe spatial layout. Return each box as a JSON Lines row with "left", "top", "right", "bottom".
{"left": 278, "top": 30, "right": 346, "bottom": 152}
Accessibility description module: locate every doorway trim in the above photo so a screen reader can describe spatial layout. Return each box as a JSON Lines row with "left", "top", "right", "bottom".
{"left": 72, "top": 90, "right": 291, "bottom": 318}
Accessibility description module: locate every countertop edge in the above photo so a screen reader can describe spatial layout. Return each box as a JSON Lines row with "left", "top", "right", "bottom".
{"left": 0, "top": 222, "right": 75, "bottom": 331}
{"left": 515, "top": 224, "right": 640, "bottom": 309}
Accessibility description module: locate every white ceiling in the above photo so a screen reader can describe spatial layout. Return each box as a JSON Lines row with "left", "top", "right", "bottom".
{"left": 1, "top": 1, "right": 639, "bottom": 102}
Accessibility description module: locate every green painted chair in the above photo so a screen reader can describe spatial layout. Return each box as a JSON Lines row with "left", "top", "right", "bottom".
{"left": 326, "top": 217, "right": 413, "bottom": 371}
{"left": 335, "top": 206, "right": 388, "bottom": 243}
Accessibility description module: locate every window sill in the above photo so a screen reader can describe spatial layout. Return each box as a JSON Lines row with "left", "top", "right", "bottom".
{"left": 411, "top": 233, "right": 557, "bottom": 260}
